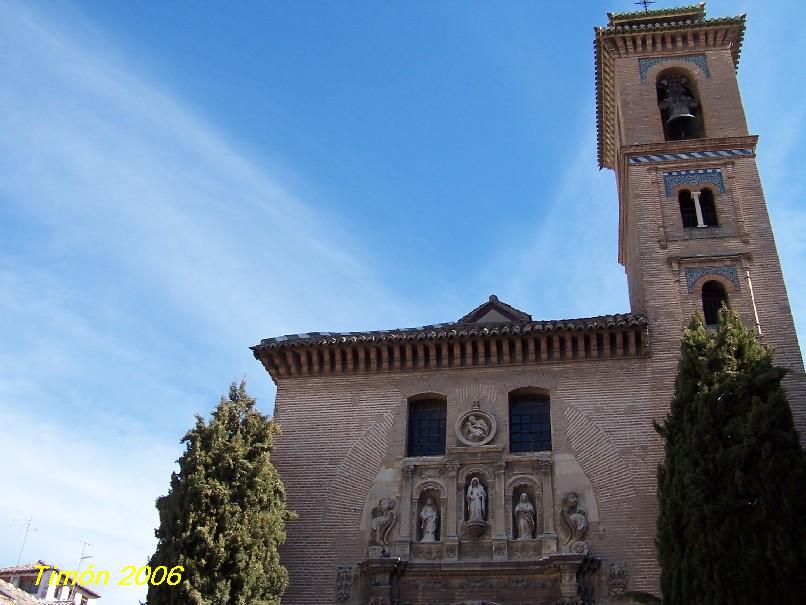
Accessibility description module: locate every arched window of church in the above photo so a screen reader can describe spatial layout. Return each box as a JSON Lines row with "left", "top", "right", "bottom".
{"left": 407, "top": 396, "right": 447, "bottom": 457}
{"left": 678, "top": 189, "right": 698, "bottom": 228}
{"left": 657, "top": 72, "right": 704, "bottom": 141}
{"left": 509, "top": 391, "right": 551, "bottom": 453}
{"left": 699, "top": 188, "right": 718, "bottom": 227}
{"left": 701, "top": 280, "right": 728, "bottom": 326}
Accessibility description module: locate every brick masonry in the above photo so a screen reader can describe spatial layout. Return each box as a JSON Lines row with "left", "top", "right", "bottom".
{"left": 259, "top": 7, "right": 806, "bottom": 605}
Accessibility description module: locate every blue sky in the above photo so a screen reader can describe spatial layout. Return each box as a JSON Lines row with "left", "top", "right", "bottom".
{"left": 1, "top": 1, "right": 804, "bottom": 603}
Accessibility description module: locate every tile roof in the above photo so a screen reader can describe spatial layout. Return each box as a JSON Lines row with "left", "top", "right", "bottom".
{"left": 457, "top": 294, "right": 532, "bottom": 324}
{"left": 607, "top": 3, "right": 706, "bottom": 26}
{"left": 253, "top": 312, "right": 647, "bottom": 351}
{"left": 0, "top": 565, "right": 42, "bottom": 576}
{"left": 253, "top": 295, "right": 650, "bottom": 381}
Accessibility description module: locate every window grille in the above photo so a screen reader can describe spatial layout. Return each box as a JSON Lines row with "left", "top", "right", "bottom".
{"left": 407, "top": 399, "right": 446, "bottom": 456}
{"left": 509, "top": 396, "right": 552, "bottom": 452}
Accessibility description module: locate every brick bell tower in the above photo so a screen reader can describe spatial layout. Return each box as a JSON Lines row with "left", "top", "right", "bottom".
{"left": 595, "top": 3, "right": 805, "bottom": 435}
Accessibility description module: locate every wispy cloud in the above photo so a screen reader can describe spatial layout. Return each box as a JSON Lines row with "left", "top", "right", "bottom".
{"left": 477, "top": 110, "right": 629, "bottom": 320}
{"left": 0, "top": 2, "right": 404, "bottom": 603}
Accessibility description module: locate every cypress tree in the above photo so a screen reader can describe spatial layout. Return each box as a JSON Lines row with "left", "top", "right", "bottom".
{"left": 147, "top": 381, "right": 293, "bottom": 605}
{"left": 655, "top": 309, "right": 806, "bottom": 605}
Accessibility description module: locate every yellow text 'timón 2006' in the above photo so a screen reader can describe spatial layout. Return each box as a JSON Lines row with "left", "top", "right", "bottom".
{"left": 35, "top": 563, "right": 184, "bottom": 588}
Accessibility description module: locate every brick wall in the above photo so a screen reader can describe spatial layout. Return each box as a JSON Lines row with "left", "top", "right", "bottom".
{"left": 272, "top": 357, "right": 669, "bottom": 604}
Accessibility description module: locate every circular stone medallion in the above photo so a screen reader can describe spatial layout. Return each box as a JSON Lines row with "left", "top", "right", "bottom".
{"left": 455, "top": 408, "right": 497, "bottom": 446}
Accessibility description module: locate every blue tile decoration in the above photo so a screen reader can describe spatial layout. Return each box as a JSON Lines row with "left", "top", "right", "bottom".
{"left": 686, "top": 266, "right": 739, "bottom": 292}
{"left": 639, "top": 54, "right": 710, "bottom": 82}
{"left": 628, "top": 148, "right": 753, "bottom": 165}
{"left": 663, "top": 169, "right": 725, "bottom": 196}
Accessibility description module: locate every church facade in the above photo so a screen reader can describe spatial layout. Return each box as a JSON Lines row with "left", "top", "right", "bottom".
{"left": 252, "top": 5, "right": 805, "bottom": 605}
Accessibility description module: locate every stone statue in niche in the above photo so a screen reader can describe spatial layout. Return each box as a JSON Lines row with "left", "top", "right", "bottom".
{"left": 560, "top": 491, "right": 589, "bottom": 554}
{"left": 465, "top": 477, "right": 488, "bottom": 539}
{"left": 463, "top": 414, "right": 491, "bottom": 443}
{"left": 466, "top": 478, "right": 487, "bottom": 521}
{"left": 514, "top": 493, "right": 536, "bottom": 540}
{"left": 419, "top": 498, "right": 439, "bottom": 542}
{"left": 369, "top": 497, "right": 397, "bottom": 557}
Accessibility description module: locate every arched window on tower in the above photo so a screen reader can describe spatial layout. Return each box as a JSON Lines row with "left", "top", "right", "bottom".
{"left": 678, "top": 189, "right": 698, "bottom": 228}
{"left": 701, "top": 280, "right": 728, "bottom": 326}
{"left": 679, "top": 188, "right": 719, "bottom": 228}
{"left": 699, "top": 188, "right": 718, "bottom": 227}
{"left": 657, "top": 72, "right": 704, "bottom": 141}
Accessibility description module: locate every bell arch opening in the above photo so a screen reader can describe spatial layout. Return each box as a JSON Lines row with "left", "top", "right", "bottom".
{"left": 657, "top": 69, "right": 704, "bottom": 141}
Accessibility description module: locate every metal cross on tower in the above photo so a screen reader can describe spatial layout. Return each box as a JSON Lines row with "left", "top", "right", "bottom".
{"left": 635, "top": 0, "right": 656, "bottom": 11}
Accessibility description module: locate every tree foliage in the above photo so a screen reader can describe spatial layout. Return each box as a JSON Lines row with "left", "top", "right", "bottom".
{"left": 147, "top": 381, "right": 293, "bottom": 605}
{"left": 655, "top": 309, "right": 806, "bottom": 605}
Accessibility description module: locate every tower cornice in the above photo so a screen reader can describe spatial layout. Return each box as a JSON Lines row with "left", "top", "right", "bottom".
{"left": 617, "top": 135, "right": 758, "bottom": 170}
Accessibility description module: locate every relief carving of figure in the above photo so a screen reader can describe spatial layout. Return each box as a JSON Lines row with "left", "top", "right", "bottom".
{"left": 370, "top": 498, "right": 397, "bottom": 548}
{"left": 560, "top": 491, "right": 589, "bottom": 553}
{"left": 608, "top": 561, "right": 628, "bottom": 597}
{"left": 466, "top": 477, "right": 487, "bottom": 522}
{"left": 514, "top": 493, "right": 536, "bottom": 540}
{"left": 419, "top": 498, "right": 439, "bottom": 542}
{"left": 335, "top": 566, "right": 353, "bottom": 602}
{"left": 463, "top": 414, "right": 491, "bottom": 442}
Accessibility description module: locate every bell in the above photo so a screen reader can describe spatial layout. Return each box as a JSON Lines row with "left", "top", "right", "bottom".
{"left": 664, "top": 102, "right": 696, "bottom": 126}
{"left": 664, "top": 102, "right": 699, "bottom": 140}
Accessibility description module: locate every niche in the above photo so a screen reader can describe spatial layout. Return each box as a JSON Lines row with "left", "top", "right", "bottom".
{"left": 416, "top": 488, "right": 442, "bottom": 543}
{"left": 511, "top": 484, "right": 540, "bottom": 540}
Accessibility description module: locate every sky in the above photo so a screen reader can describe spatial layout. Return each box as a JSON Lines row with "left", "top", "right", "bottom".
{"left": 1, "top": 1, "right": 804, "bottom": 603}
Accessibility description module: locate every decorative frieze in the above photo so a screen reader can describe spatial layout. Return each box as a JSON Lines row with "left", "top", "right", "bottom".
{"left": 639, "top": 53, "right": 709, "bottom": 82}
{"left": 663, "top": 168, "right": 725, "bottom": 196}
{"left": 686, "top": 265, "right": 739, "bottom": 292}
{"left": 628, "top": 148, "right": 752, "bottom": 165}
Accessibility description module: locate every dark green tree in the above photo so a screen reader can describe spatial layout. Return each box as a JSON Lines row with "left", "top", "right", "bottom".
{"left": 654, "top": 309, "right": 806, "bottom": 605}
{"left": 147, "top": 381, "right": 293, "bottom": 605}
